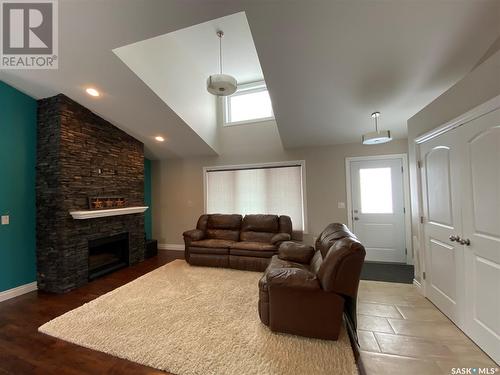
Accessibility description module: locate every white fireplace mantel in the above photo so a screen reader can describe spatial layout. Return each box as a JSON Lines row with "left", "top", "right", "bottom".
{"left": 69, "top": 206, "right": 149, "bottom": 220}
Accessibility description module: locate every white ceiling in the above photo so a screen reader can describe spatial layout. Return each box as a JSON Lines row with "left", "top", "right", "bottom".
{"left": 113, "top": 12, "right": 263, "bottom": 154}
{"left": 1, "top": 0, "right": 499, "bottom": 158}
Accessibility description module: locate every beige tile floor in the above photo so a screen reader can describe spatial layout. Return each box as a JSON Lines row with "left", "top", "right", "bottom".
{"left": 358, "top": 280, "right": 498, "bottom": 375}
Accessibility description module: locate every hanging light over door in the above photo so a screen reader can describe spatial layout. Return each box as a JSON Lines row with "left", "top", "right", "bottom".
{"left": 362, "top": 111, "right": 392, "bottom": 145}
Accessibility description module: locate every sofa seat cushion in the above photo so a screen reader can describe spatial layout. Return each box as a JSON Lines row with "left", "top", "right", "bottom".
{"left": 230, "top": 241, "right": 277, "bottom": 252}
{"left": 190, "top": 247, "right": 229, "bottom": 255}
{"left": 240, "top": 231, "right": 275, "bottom": 243}
{"left": 190, "top": 239, "right": 235, "bottom": 249}
{"left": 230, "top": 249, "right": 275, "bottom": 258}
{"left": 206, "top": 229, "right": 240, "bottom": 241}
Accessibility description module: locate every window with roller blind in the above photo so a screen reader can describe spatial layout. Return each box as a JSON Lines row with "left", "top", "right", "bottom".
{"left": 204, "top": 162, "right": 306, "bottom": 231}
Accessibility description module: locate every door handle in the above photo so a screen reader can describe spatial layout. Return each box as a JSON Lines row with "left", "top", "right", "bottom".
{"left": 449, "top": 235, "right": 461, "bottom": 242}
{"left": 354, "top": 217, "right": 359, "bottom": 221}
{"left": 459, "top": 238, "right": 471, "bottom": 246}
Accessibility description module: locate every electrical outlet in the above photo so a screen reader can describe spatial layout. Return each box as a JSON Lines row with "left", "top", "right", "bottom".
{"left": 1, "top": 215, "right": 9, "bottom": 225}
{"left": 338, "top": 202, "right": 346, "bottom": 209}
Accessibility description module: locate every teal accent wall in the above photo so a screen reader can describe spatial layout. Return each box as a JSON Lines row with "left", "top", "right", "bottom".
{"left": 0, "top": 81, "right": 37, "bottom": 292}
{"left": 144, "top": 158, "right": 152, "bottom": 240}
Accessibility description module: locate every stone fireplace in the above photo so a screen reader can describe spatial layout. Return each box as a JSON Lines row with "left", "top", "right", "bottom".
{"left": 36, "top": 94, "right": 145, "bottom": 293}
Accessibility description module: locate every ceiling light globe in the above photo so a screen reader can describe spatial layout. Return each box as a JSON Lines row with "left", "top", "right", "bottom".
{"left": 207, "top": 74, "right": 237, "bottom": 96}
{"left": 362, "top": 130, "right": 392, "bottom": 145}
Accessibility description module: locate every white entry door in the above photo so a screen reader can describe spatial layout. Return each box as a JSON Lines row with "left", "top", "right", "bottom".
{"left": 349, "top": 158, "right": 406, "bottom": 263}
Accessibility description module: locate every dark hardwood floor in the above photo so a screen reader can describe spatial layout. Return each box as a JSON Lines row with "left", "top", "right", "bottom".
{"left": 1, "top": 250, "right": 363, "bottom": 375}
{"left": 0, "top": 250, "right": 183, "bottom": 375}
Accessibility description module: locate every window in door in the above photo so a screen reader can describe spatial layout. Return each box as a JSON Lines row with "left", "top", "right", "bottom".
{"left": 359, "top": 167, "right": 393, "bottom": 214}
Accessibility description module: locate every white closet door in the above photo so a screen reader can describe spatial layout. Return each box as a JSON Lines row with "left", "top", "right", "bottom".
{"left": 420, "top": 131, "right": 464, "bottom": 326}
{"left": 458, "top": 107, "right": 500, "bottom": 363}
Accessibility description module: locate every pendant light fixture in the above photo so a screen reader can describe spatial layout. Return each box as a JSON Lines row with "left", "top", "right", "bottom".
{"left": 362, "top": 111, "right": 392, "bottom": 145}
{"left": 207, "top": 31, "right": 237, "bottom": 96}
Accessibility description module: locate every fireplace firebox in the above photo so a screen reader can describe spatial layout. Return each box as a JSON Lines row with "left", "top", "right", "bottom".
{"left": 88, "top": 233, "right": 129, "bottom": 280}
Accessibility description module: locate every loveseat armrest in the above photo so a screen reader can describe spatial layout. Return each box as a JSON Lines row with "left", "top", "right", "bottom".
{"left": 278, "top": 241, "right": 315, "bottom": 264}
{"left": 270, "top": 232, "right": 291, "bottom": 245}
{"left": 266, "top": 267, "right": 320, "bottom": 291}
{"left": 182, "top": 229, "right": 205, "bottom": 241}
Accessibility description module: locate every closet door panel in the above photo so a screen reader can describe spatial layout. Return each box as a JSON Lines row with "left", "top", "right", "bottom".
{"left": 460, "top": 107, "right": 500, "bottom": 363}
{"left": 420, "top": 133, "right": 464, "bottom": 325}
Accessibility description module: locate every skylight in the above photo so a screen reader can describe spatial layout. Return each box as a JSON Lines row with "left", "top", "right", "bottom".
{"left": 224, "top": 82, "right": 274, "bottom": 126}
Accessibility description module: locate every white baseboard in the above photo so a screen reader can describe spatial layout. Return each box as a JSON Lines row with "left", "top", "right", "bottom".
{"left": 413, "top": 278, "right": 422, "bottom": 291}
{"left": 0, "top": 281, "right": 37, "bottom": 303}
{"left": 158, "top": 243, "right": 184, "bottom": 252}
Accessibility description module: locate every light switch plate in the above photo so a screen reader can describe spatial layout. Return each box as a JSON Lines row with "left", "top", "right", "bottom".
{"left": 1, "top": 215, "right": 9, "bottom": 225}
{"left": 338, "top": 202, "right": 346, "bottom": 209}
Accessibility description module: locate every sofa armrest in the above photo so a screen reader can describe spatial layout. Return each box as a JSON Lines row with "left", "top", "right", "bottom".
{"left": 278, "top": 241, "right": 315, "bottom": 264}
{"left": 182, "top": 229, "right": 205, "bottom": 241}
{"left": 267, "top": 275, "right": 344, "bottom": 339}
{"left": 266, "top": 267, "right": 320, "bottom": 291}
{"left": 271, "top": 232, "right": 291, "bottom": 245}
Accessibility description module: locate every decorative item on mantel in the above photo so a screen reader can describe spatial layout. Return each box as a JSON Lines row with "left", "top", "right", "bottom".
{"left": 89, "top": 197, "right": 127, "bottom": 210}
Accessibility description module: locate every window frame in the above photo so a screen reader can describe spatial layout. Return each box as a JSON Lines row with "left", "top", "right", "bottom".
{"left": 203, "top": 160, "right": 308, "bottom": 233}
{"left": 223, "top": 81, "right": 275, "bottom": 126}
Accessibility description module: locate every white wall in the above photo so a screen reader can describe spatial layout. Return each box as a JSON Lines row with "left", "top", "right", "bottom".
{"left": 407, "top": 49, "right": 500, "bottom": 283}
{"left": 152, "top": 116, "right": 408, "bottom": 246}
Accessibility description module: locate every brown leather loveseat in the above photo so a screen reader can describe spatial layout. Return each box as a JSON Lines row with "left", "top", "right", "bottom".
{"left": 183, "top": 214, "right": 293, "bottom": 271}
{"left": 258, "top": 223, "right": 366, "bottom": 340}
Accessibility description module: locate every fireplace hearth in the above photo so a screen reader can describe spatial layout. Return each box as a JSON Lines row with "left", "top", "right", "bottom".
{"left": 88, "top": 233, "right": 130, "bottom": 280}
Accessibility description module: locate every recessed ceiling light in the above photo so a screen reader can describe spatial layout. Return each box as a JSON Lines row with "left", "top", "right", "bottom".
{"left": 86, "top": 88, "right": 100, "bottom": 97}
{"left": 155, "top": 136, "right": 165, "bottom": 142}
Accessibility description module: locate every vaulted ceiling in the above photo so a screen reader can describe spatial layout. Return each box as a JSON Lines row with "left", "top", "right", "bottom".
{"left": 1, "top": 0, "right": 499, "bottom": 158}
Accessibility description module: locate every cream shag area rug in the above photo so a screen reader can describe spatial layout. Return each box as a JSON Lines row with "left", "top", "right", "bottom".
{"left": 39, "top": 260, "right": 358, "bottom": 375}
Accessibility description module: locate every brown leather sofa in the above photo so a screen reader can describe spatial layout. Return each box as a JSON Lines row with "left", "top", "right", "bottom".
{"left": 183, "top": 214, "right": 293, "bottom": 271}
{"left": 258, "top": 223, "right": 366, "bottom": 340}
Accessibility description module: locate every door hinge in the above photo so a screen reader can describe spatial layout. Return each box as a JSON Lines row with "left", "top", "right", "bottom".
{"left": 401, "top": 166, "right": 404, "bottom": 173}
{"left": 403, "top": 207, "right": 406, "bottom": 214}
{"left": 423, "top": 271, "right": 426, "bottom": 280}
{"left": 417, "top": 160, "right": 422, "bottom": 169}
{"left": 420, "top": 216, "right": 425, "bottom": 224}
{"left": 405, "top": 248, "right": 407, "bottom": 255}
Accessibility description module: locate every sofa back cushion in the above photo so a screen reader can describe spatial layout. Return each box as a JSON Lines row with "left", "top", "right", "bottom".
{"left": 240, "top": 214, "right": 279, "bottom": 243}
{"left": 317, "top": 231, "right": 366, "bottom": 296}
{"left": 278, "top": 215, "right": 293, "bottom": 236}
{"left": 205, "top": 214, "right": 242, "bottom": 241}
{"left": 196, "top": 214, "right": 209, "bottom": 231}
{"left": 315, "top": 223, "right": 354, "bottom": 258}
